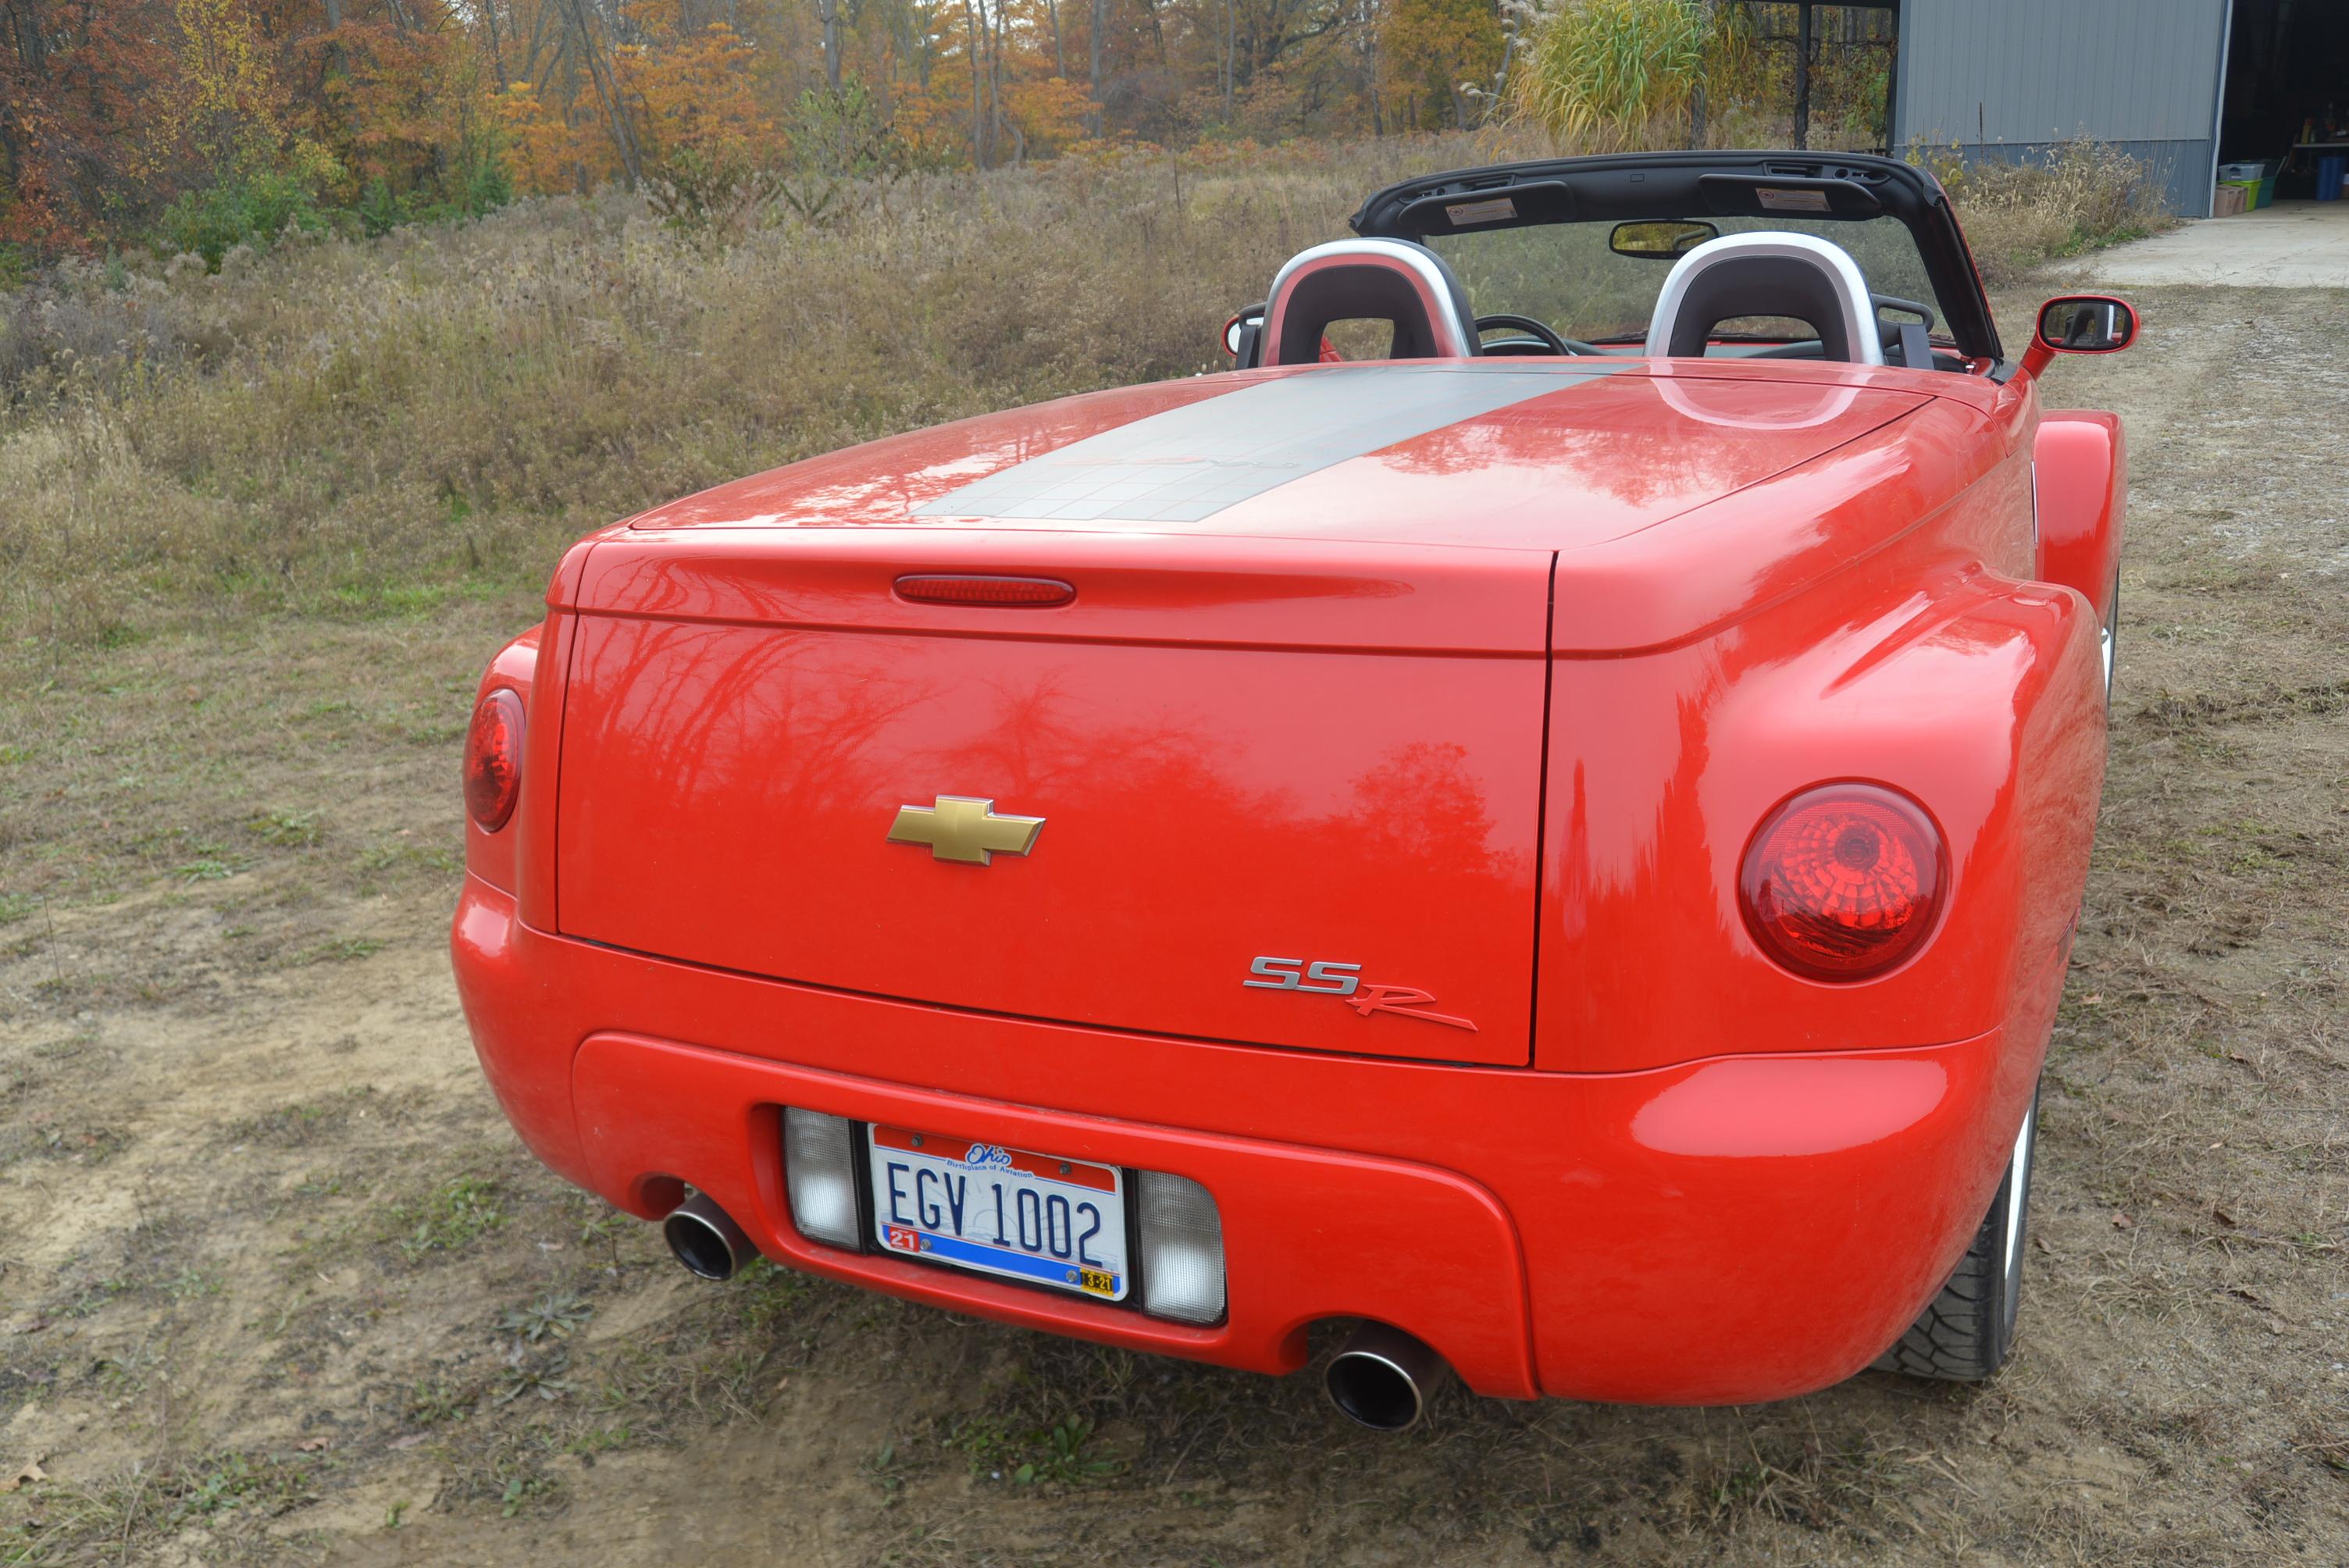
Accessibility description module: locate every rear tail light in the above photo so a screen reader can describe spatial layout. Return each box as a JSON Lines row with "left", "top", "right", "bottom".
{"left": 462, "top": 690, "right": 526, "bottom": 832}
{"left": 782, "top": 1108, "right": 861, "bottom": 1249}
{"left": 1136, "top": 1171, "right": 1226, "bottom": 1324}
{"left": 1739, "top": 783, "right": 1945, "bottom": 982}
{"left": 894, "top": 574, "right": 1075, "bottom": 608}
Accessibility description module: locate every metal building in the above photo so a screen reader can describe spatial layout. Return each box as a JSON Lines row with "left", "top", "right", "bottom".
{"left": 1887, "top": 0, "right": 2349, "bottom": 218}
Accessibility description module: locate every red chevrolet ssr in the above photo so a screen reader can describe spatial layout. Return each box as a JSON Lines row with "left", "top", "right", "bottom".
{"left": 452, "top": 150, "right": 2134, "bottom": 1430}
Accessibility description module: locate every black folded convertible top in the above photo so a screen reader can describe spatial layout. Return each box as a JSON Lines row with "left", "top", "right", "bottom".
{"left": 1349, "top": 151, "right": 2003, "bottom": 365}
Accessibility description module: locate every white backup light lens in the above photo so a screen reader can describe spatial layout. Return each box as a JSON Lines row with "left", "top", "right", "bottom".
{"left": 1138, "top": 1171, "right": 1226, "bottom": 1324}
{"left": 783, "top": 1107, "right": 860, "bottom": 1249}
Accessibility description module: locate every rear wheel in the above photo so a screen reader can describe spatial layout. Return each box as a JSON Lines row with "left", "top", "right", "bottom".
{"left": 1873, "top": 1090, "right": 2038, "bottom": 1382}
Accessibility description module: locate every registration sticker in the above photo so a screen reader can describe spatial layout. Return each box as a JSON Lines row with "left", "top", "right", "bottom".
{"left": 868, "top": 1125, "right": 1128, "bottom": 1302}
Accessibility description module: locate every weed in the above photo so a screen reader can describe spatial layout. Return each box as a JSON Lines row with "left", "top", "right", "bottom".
{"left": 166, "top": 1451, "right": 317, "bottom": 1523}
{"left": 500, "top": 1291, "right": 593, "bottom": 1343}
{"left": 355, "top": 840, "right": 461, "bottom": 878}
{"left": 64, "top": 1276, "right": 137, "bottom": 1318}
{"left": 250, "top": 810, "right": 323, "bottom": 847}
{"left": 390, "top": 1174, "right": 506, "bottom": 1256}
{"left": 290, "top": 935, "right": 384, "bottom": 965}
{"left": 230, "top": 1087, "right": 374, "bottom": 1148}
{"left": 162, "top": 1268, "right": 219, "bottom": 1299}
{"left": 722, "top": 1260, "right": 811, "bottom": 1331}
{"left": 949, "top": 1414, "right": 1120, "bottom": 1487}
{"left": 868, "top": 1436, "right": 906, "bottom": 1499}
{"left": 406, "top": 1379, "right": 478, "bottom": 1427}
{"left": 494, "top": 1349, "right": 578, "bottom": 1405}
{"left": 565, "top": 1427, "right": 633, "bottom": 1456}
{"left": 498, "top": 1473, "right": 554, "bottom": 1517}
{"left": 31, "top": 1124, "right": 130, "bottom": 1165}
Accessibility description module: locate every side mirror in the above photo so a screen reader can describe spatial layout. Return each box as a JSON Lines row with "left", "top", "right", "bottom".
{"left": 2034, "top": 294, "right": 2136, "bottom": 355}
{"left": 1222, "top": 306, "right": 1265, "bottom": 366}
{"left": 1609, "top": 219, "right": 1720, "bottom": 260}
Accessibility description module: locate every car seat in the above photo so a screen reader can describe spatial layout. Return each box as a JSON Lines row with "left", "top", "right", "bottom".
{"left": 1259, "top": 239, "right": 1481, "bottom": 367}
{"left": 1645, "top": 231, "right": 1884, "bottom": 365}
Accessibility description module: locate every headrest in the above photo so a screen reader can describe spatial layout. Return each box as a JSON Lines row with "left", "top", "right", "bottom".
{"left": 1261, "top": 239, "right": 1481, "bottom": 366}
{"left": 1645, "top": 231, "right": 1884, "bottom": 365}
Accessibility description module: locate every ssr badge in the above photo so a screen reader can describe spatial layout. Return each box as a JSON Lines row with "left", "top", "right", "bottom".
{"left": 1245, "top": 956, "right": 1478, "bottom": 1032}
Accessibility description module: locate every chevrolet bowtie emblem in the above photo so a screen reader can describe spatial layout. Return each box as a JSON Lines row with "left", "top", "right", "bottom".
{"left": 886, "top": 795, "right": 1046, "bottom": 865}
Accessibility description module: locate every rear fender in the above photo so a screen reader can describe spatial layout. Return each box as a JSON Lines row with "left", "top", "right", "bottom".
{"left": 1538, "top": 545, "right": 2105, "bottom": 1074}
{"left": 2034, "top": 411, "right": 2126, "bottom": 621}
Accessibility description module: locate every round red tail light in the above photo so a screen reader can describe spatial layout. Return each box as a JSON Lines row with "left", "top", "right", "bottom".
{"left": 464, "top": 690, "right": 526, "bottom": 832}
{"left": 1739, "top": 784, "right": 1944, "bottom": 981}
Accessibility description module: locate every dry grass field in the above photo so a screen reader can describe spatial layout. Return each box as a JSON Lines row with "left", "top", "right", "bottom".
{"left": 5, "top": 142, "right": 2342, "bottom": 1565}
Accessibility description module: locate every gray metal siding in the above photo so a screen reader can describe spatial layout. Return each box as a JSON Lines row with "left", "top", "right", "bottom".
{"left": 1895, "top": 0, "right": 2230, "bottom": 216}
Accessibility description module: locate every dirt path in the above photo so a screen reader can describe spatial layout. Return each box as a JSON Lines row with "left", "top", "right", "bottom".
{"left": 2076, "top": 200, "right": 2349, "bottom": 288}
{"left": 4, "top": 273, "right": 2346, "bottom": 1565}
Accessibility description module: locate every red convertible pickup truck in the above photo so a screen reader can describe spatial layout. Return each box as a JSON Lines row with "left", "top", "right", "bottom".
{"left": 453, "top": 150, "right": 2134, "bottom": 1430}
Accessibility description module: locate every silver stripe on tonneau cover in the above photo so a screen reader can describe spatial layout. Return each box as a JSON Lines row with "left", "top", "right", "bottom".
{"left": 914, "top": 363, "right": 1631, "bottom": 524}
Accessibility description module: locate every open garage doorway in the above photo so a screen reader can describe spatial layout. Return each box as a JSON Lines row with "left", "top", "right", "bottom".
{"left": 2221, "top": 0, "right": 2349, "bottom": 199}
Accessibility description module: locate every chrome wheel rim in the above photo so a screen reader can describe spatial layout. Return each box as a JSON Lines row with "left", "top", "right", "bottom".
{"left": 2001, "top": 1102, "right": 2035, "bottom": 1291}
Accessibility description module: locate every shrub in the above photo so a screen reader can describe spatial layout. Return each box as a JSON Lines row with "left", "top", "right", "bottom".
{"left": 1916, "top": 136, "right": 2176, "bottom": 287}
{"left": 156, "top": 172, "right": 332, "bottom": 268}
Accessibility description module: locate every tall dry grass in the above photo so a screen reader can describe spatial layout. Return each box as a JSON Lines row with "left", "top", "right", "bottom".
{"left": 0, "top": 133, "right": 2169, "bottom": 661}
{"left": 0, "top": 139, "right": 1474, "bottom": 657}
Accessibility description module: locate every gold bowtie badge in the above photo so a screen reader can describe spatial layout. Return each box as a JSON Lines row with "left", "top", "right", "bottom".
{"left": 886, "top": 795, "right": 1045, "bottom": 866}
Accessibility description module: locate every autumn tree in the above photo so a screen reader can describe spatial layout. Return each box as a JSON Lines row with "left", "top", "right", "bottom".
{"left": 0, "top": 0, "right": 1902, "bottom": 258}
{"left": 1378, "top": 0, "right": 1499, "bottom": 130}
{"left": 1, "top": 0, "right": 178, "bottom": 247}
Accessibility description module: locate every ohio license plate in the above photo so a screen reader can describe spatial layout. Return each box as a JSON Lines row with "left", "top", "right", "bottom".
{"left": 867, "top": 1125, "right": 1128, "bottom": 1302}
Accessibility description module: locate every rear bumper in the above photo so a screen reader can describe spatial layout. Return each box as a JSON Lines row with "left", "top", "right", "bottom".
{"left": 453, "top": 876, "right": 2043, "bottom": 1406}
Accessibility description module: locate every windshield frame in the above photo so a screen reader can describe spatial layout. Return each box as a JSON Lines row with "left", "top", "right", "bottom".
{"left": 1349, "top": 151, "right": 2004, "bottom": 366}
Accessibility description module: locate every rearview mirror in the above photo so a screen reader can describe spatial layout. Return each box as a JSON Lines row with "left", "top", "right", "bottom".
{"left": 1609, "top": 220, "right": 1719, "bottom": 261}
{"left": 2034, "top": 295, "right": 2136, "bottom": 354}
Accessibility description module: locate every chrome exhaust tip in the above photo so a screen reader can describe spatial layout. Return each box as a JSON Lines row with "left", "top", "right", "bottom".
{"left": 1325, "top": 1322, "right": 1448, "bottom": 1433}
{"left": 662, "top": 1192, "right": 754, "bottom": 1281}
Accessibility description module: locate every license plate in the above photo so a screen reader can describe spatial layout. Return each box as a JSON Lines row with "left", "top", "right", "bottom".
{"left": 866, "top": 1125, "right": 1128, "bottom": 1302}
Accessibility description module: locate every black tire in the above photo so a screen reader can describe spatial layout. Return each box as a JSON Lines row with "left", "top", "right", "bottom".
{"left": 1873, "top": 1090, "right": 2038, "bottom": 1382}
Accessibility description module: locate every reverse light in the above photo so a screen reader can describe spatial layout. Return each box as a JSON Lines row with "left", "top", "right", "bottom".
{"left": 1739, "top": 783, "right": 1945, "bottom": 982}
{"left": 782, "top": 1107, "right": 861, "bottom": 1249}
{"left": 462, "top": 689, "right": 526, "bottom": 832}
{"left": 1137, "top": 1171, "right": 1226, "bottom": 1324}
